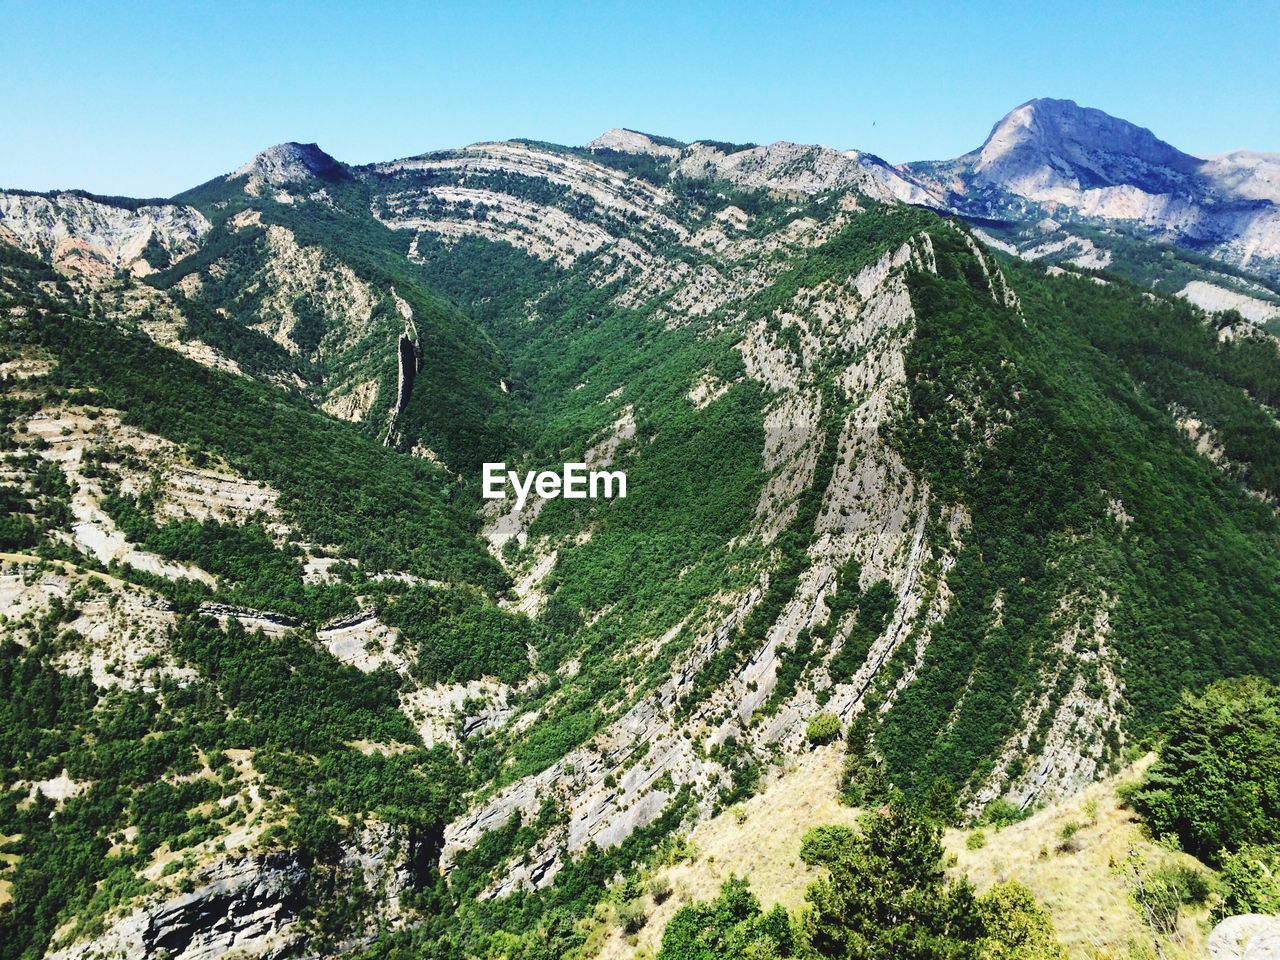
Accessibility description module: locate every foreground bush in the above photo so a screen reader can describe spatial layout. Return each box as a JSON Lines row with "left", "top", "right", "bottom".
{"left": 1126, "top": 677, "right": 1280, "bottom": 862}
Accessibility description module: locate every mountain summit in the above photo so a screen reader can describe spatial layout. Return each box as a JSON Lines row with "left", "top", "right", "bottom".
{"left": 229, "top": 141, "right": 345, "bottom": 185}
{"left": 898, "top": 98, "right": 1280, "bottom": 281}
{"left": 964, "top": 97, "right": 1202, "bottom": 195}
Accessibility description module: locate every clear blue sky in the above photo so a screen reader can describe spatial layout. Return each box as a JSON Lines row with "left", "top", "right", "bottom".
{"left": 4, "top": 0, "right": 1278, "bottom": 197}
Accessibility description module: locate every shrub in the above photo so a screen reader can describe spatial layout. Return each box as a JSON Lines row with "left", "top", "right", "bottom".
{"left": 978, "top": 798, "right": 1031, "bottom": 829}
{"left": 967, "top": 830, "right": 988, "bottom": 850}
{"left": 1057, "top": 820, "right": 1086, "bottom": 852}
{"left": 617, "top": 899, "right": 648, "bottom": 934}
{"left": 977, "top": 885, "right": 1070, "bottom": 957}
{"left": 1131, "top": 863, "right": 1211, "bottom": 935}
{"left": 806, "top": 713, "right": 841, "bottom": 746}
{"left": 648, "top": 874, "right": 673, "bottom": 905}
{"left": 1127, "top": 677, "right": 1280, "bottom": 862}
{"left": 976, "top": 880, "right": 1066, "bottom": 959}
{"left": 799, "top": 824, "right": 856, "bottom": 866}
{"left": 1218, "top": 844, "right": 1280, "bottom": 917}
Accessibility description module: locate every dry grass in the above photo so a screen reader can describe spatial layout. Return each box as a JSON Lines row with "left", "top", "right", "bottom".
{"left": 947, "top": 757, "right": 1212, "bottom": 960}
{"left": 594, "top": 745, "right": 856, "bottom": 959}
{"left": 589, "top": 752, "right": 1215, "bottom": 960}
{"left": 0, "top": 833, "right": 19, "bottom": 908}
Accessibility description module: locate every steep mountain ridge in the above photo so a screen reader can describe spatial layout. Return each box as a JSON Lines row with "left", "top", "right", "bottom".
{"left": 961, "top": 97, "right": 1204, "bottom": 195}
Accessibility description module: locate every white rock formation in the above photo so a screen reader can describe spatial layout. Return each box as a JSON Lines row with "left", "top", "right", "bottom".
{"left": 230, "top": 142, "right": 342, "bottom": 186}
{"left": 0, "top": 191, "right": 209, "bottom": 275}
{"left": 587, "top": 128, "right": 683, "bottom": 158}
{"left": 1209, "top": 914, "right": 1280, "bottom": 960}
{"left": 900, "top": 98, "right": 1280, "bottom": 279}
{"left": 1179, "top": 280, "right": 1280, "bottom": 324}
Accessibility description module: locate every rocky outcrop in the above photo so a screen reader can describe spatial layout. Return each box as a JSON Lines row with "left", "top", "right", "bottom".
{"left": 673, "top": 141, "right": 916, "bottom": 201}
{"left": 1179, "top": 279, "right": 1280, "bottom": 324}
{"left": 45, "top": 852, "right": 308, "bottom": 960}
{"left": 972, "top": 600, "right": 1125, "bottom": 814}
{"left": 198, "top": 602, "right": 299, "bottom": 637}
{"left": 244, "top": 224, "right": 379, "bottom": 356}
{"left": 0, "top": 191, "right": 209, "bottom": 276}
{"left": 230, "top": 142, "right": 345, "bottom": 187}
{"left": 1208, "top": 914, "right": 1280, "bottom": 960}
{"left": 18, "top": 409, "right": 218, "bottom": 586}
{"left": 383, "top": 291, "right": 422, "bottom": 446}
{"left": 394, "top": 333, "right": 418, "bottom": 411}
{"left": 373, "top": 140, "right": 684, "bottom": 268}
{"left": 587, "top": 128, "right": 684, "bottom": 158}
{"left": 900, "top": 98, "right": 1280, "bottom": 280}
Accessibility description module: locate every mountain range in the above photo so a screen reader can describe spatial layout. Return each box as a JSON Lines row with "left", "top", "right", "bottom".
{"left": 1, "top": 97, "right": 1279, "bottom": 960}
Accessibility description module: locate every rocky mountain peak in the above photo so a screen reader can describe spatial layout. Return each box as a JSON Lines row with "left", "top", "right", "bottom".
{"left": 585, "top": 128, "right": 685, "bottom": 158}
{"left": 230, "top": 142, "right": 344, "bottom": 185}
{"left": 895, "top": 98, "right": 1280, "bottom": 280}
{"left": 969, "top": 97, "right": 1199, "bottom": 193}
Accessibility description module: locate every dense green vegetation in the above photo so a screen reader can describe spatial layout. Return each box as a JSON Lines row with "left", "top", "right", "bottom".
{"left": 1116, "top": 676, "right": 1280, "bottom": 922}
{"left": 7, "top": 140, "right": 1280, "bottom": 960}
{"left": 878, "top": 227, "right": 1280, "bottom": 797}
{"left": 826, "top": 573, "right": 896, "bottom": 686}
{"left": 103, "top": 491, "right": 356, "bottom": 622}
{"left": 167, "top": 170, "right": 523, "bottom": 472}
{"left": 1218, "top": 844, "right": 1280, "bottom": 917}
{"left": 0, "top": 264, "right": 505, "bottom": 594}
{"left": 657, "top": 876, "right": 794, "bottom": 960}
{"left": 1127, "top": 677, "right": 1280, "bottom": 863}
{"left": 656, "top": 800, "right": 1064, "bottom": 960}
{"left": 0, "top": 613, "right": 465, "bottom": 960}
{"left": 381, "top": 584, "right": 536, "bottom": 685}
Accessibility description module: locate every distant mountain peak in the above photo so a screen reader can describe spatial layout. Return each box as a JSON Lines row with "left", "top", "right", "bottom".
{"left": 586, "top": 128, "right": 685, "bottom": 157}
{"left": 230, "top": 142, "right": 344, "bottom": 185}
{"left": 968, "top": 98, "right": 1198, "bottom": 190}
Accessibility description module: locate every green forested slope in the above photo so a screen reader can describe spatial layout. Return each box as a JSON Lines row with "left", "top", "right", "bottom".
{"left": 878, "top": 231, "right": 1280, "bottom": 795}
{"left": 164, "top": 171, "right": 524, "bottom": 472}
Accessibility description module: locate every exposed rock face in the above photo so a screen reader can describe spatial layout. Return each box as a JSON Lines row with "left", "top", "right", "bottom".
{"left": 964, "top": 98, "right": 1202, "bottom": 197}
{"left": 45, "top": 852, "right": 308, "bottom": 960}
{"left": 900, "top": 98, "right": 1280, "bottom": 280}
{"left": 673, "top": 141, "right": 918, "bottom": 201}
{"left": 441, "top": 235, "right": 973, "bottom": 895}
{"left": 321, "top": 376, "right": 380, "bottom": 422}
{"left": 383, "top": 292, "right": 421, "bottom": 446}
{"left": 394, "top": 333, "right": 418, "bottom": 411}
{"left": 0, "top": 191, "right": 209, "bottom": 275}
{"left": 230, "top": 142, "right": 344, "bottom": 186}
{"left": 19, "top": 408, "right": 218, "bottom": 586}
{"left": 374, "top": 140, "right": 685, "bottom": 267}
{"left": 1208, "top": 914, "right": 1280, "bottom": 960}
{"left": 1179, "top": 279, "right": 1280, "bottom": 324}
{"left": 244, "top": 223, "right": 379, "bottom": 356}
{"left": 973, "top": 600, "right": 1124, "bottom": 814}
{"left": 587, "top": 128, "right": 684, "bottom": 158}
{"left": 575, "top": 107, "right": 1280, "bottom": 280}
